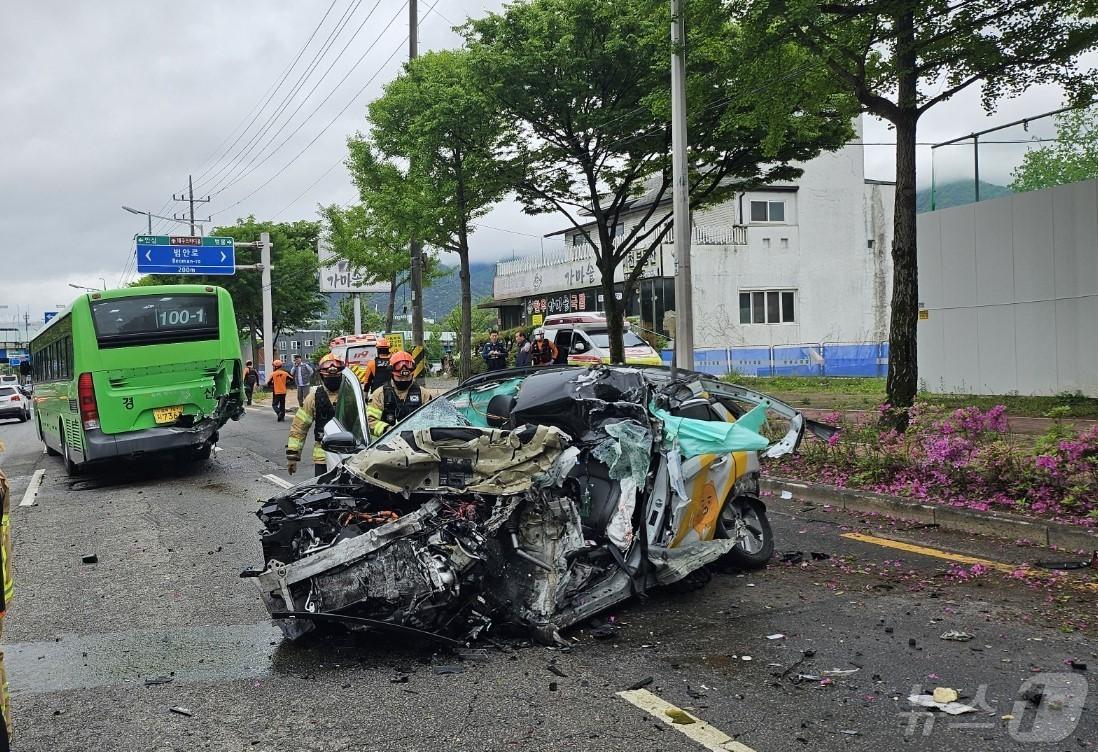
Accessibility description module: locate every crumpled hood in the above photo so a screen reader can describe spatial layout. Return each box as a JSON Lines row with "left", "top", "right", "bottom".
{"left": 345, "top": 424, "right": 572, "bottom": 495}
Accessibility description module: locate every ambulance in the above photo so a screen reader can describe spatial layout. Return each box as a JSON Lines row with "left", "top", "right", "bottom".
{"left": 540, "top": 313, "right": 663, "bottom": 366}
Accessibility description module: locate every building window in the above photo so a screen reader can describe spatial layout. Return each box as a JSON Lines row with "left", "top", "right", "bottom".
{"left": 739, "top": 289, "right": 796, "bottom": 324}
{"left": 762, "top": 237, "right": 771, "bottom": 249}
{"left": 304, "top": 339, "right": 313, "bottom": 347}
{"left": 780, "top": 237, "right": 789, "bottom": 249}
{"left": 750, "top": 200, "right": 786, "bottom": 223}
{"left": 277, "top": 341, "right": 286, "bottom": 350}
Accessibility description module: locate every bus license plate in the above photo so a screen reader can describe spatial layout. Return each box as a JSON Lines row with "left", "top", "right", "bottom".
{"left": 153, "top": 405, "right": 183, "bottom": 424}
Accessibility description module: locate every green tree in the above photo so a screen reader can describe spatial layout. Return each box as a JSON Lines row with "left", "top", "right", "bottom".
{"left": 331, "top": 295, "right": 385, "bottom": 338}
{"left": 1011, "top": 107, "right": 1098, "bottom": 193}
{"left": 349, "top": 49, "right": 515, "bottom": 381}
{"left": 132, "top": 216, "right": 326, "bottom": 357}
{"left": 321, "top": 202, "right": 444, "bottom": 331}
{"left": 735, "top": 0, "right": 1098, "bottom": 419}
{"left": 463, "top": 0, "right": 855, "bottom": 363}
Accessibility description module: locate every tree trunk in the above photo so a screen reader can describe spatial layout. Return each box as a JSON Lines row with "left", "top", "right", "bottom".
{"left": 885, "top": 8, "right": 920, "bottom": 423}
{"left": 385, "top": 274, "right": 398, "bottom": 332}
{"left": 601, "top": 261, "right": 625, "bottom": 364}
{"left": 458, "top": 247, "right": 473, "bottom": 382}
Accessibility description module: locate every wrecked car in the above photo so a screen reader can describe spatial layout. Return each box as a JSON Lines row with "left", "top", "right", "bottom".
{"left": 248, "top": 365, "right": 825, "bottom": 645}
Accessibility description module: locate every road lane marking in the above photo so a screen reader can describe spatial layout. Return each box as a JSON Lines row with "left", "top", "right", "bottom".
{"left": 19, "top": 469, "right": 45, "bottom": 507}
{"left": 842, "top": 532, "right": 1098, "bottom": 592}
{"left": 617, "top": 689, "right": 758, "bottom": 752}
{"left": 841, "top": 532, "right": 1013, "bottom": 572}
{"left": 262, "top": 474, "right": 293, "bottom": 489}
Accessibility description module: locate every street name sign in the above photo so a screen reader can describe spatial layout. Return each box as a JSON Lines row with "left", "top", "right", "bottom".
{"left": 44, "top": 311, "right": 58, "bottom": 323}
{"left": 136, "top": 235, "right": 237, "bottom": 275}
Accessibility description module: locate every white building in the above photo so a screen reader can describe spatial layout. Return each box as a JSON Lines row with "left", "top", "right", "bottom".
{"left": 918, "top": 179, "right": 1098, "bottom": 396}
{"left": 490, "top": 118, "right": 895, "bottom": 356}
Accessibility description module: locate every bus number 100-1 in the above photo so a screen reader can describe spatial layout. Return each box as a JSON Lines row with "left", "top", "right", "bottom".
{"left": 158, "top": 309, "right": 205, "bottom": 326}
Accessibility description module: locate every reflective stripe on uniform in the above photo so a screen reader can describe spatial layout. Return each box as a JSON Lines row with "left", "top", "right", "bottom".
{"left": 367, "top": 405, "right": 383, "bottom": 419}
{"left": 372, "top": 420, "right": 388, "bottom": 437}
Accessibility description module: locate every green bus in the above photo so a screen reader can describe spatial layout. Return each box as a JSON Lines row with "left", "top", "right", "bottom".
{"left": 31, "top": 285, "right": 246, "bottom": 475}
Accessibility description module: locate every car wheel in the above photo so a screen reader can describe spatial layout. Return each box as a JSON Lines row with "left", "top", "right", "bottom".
{"left": 19, "top": 409, "right": 29, "bottom": 422}
{"left": 716, "top": 496, "right": 773, "bottom": 569}
{"left": 190, "top": 443, "right": 213, "bottom": 461}
{"left": 61, "top": 421, "right": 82, "bottom": 477}
{"left": 39, "top": 416, "right": 60, "bottom": 456}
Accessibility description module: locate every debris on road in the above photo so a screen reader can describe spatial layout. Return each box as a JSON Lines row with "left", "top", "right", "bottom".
{"left": 144, "top": 676, "right": 174, "bottom": 686}
{"left": 1066, "top": 659, "right": 1087, "bottom": 671}
{"left": 432, "top": 665, "right": 464, "bottom": 675}
{"left": 664, "top": 708, "right": 696, "bottom": 725}
{"left": 766, "top": 633, "right": 785, "bottom": 640}
{"left": 931, "top": 687, "right": 959, "bottom": 703}
{"left": 908, "top": 692, "right": 977, "bottom": 715}
{"left": 169, "top": 706, "right": 193, "bottom": 717}
{"left": 939, "top": 630, "right": 975, "bottom": 642}
{"left": 81, "top": 554, "right": 98, "bottom": 564}
{"left": 548, "top": 663, "right": 569, "bottom": 678}
{"left": 626, "top": 676, "right": 654, "bottom": 691}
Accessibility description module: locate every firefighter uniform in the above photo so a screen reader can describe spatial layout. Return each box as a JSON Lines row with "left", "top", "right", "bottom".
{"left": 1, "top": 467, "right": 13, "bottom": 745}
{"left": 285, "top": 384, "right": 342, "bottom": 476}
{"left": 366, "top": 383, "right": 441, "bottom": 437}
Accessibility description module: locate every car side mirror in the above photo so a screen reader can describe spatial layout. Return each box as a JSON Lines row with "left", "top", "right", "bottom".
{"left": 571, "top": 341, "right": 586, "bottom": 353}
{"left": 321, "top": 430, "right": 359, "bottom": 453}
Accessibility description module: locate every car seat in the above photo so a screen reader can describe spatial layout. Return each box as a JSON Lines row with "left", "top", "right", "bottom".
{"left": 486, "top": 394, "right": 517, "bottom": 429}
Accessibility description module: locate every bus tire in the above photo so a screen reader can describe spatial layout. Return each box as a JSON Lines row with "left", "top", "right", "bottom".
{"left": 39, "top": 416, "right": 60, "bottom": 456}
{"left": 60, "top": 421, "right": 82, "bottom": 477}
{"left": 191, "top": 443, "right": 213, "bottom": 461}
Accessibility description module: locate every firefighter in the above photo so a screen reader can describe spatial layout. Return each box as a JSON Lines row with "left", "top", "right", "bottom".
{"left": 358, "top": 337, "right": 393, "bottom": 393}
{"left": 366, "top": 350, "right": 441, "bottom": 438}
{"left": 530, "top": 328, "right": 559, "bottom": 366}
{"left": 0, "top": 463, "right": 12, "bottom": 747}
{"left": 285, "top": 353, "right": 346, "bottom": 477}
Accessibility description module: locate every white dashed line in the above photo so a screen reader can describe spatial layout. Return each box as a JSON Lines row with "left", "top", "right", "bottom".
{"left": 262, "top": 474, "right": 293, "bottom": 489}
{"left": 20, "top": 469, "right": 46, "bottom": 507}
{"left": 617, "top": 689, "right": 758, "bottom": 752}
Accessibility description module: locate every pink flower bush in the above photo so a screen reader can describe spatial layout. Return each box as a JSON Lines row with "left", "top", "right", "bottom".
{"left": 773, "top": 403, "right": 1098, "bottom": 526}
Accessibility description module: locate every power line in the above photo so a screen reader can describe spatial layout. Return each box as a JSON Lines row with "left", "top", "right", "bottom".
{"left": 207, "top": 0, "right": 407, "bottom": 200}
{"left": 209, "top": 0, "right": 438, "bottom": 219}
{"left": 191, "top": 0, "right": 342, "bottom": 188}
{"left": 197, "top": 0, "right": 368, "bottom": 195}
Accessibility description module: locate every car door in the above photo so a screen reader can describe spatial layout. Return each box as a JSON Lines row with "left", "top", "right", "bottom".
{"left": 322, "top": 370, "right": 371, "bottom": 470}
{"left": 552, "top": 329, "right": 573, "bottom": 364}
{"left": 669, "top": 399, "right": 742, "bottom": 546}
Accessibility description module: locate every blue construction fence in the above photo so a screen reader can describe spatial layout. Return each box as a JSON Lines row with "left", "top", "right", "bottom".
{"left": 660, "top": 342, "right": 889, "bottom": 378}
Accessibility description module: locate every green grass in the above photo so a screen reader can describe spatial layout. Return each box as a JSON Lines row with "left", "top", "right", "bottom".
{"left": 723, "top": 375, "right": 1098, "bottom": 419}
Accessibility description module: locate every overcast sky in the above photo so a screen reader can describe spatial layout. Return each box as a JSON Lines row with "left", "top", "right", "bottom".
{"left": 0, "top": 1, "right": 1090, "bottom": 324}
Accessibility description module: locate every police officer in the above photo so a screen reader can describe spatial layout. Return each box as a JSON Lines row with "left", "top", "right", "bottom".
{"left": 286, "top": 354, "right": 346, "bottom": 477}
{"left": 366, "top": 351, "right": 440, "bottom": 438}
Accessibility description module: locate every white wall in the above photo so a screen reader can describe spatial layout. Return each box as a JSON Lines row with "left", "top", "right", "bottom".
{"left": 918, "top": 179, "right": 1098, "bottom": 396}
{"left": 690, "top": 119, "right": 894, "bottom": 348}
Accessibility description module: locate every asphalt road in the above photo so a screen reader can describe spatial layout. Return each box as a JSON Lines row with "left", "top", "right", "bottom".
{"left": 0, "top": 405, "right": 1095, "bottom": 752}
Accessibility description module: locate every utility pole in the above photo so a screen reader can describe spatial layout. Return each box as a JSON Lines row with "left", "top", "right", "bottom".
{"left": 670, "top": 0, "right": 694, "bottom": 373}
{"left": 173, "top": 174, "right": 211, "bottom": 237}
{"left": 353, "top": 294, "right": 362, "bottom": 335}
{"left": 408, "top": 0, "right": 425, "bottom": 350}
{"left": 260, "top": 232, "right": 274, "bottom": 384}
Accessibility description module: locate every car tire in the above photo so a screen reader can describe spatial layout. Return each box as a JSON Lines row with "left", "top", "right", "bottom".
{"left": 715, "top": 495, "right": 773, "bottom": 569}
{"left": 19, "top": 409, "right": 29, "bottom": 422}
{"left": 61, "top": 421, "right": 82, "bottom": 477}
{"left": 190, "top": 443, "right": 213, "bottom": 461}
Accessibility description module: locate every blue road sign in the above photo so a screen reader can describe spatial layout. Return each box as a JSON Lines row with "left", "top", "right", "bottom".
{"left": 44, "top": 311, "right": 58, "bottom": 323}
{"left": 8, "top": 359, "right": 20, "bottom": 367}
{"left": 135, "top": 235, "right": 236, "bottom": 275}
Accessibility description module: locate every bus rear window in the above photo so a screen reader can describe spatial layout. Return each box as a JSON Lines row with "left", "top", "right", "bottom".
{"left": 91, "top": 294, "right": 219, "bottom": 347}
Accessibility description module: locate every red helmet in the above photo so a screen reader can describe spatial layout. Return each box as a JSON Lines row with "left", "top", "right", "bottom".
{"left": 389, "top": 350, "right": 415, "bottom": 376}
{"left": 318, "top": 352, "right": 344, "bottom": 373}
{"left": 376, "top": 337, "right": 390, "bottom": 349}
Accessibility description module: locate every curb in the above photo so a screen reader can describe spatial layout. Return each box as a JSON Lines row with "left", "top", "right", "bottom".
{"left": 761, "top": 476, "right": 1098, "bottom": 553}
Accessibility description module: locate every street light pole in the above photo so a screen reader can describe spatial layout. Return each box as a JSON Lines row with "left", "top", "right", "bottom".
{"left": 408, "top": 0, "right": 425, "bottom": 351}
{"left": 670, "top": 0, "right": 694, "bottom": 373}
{"left": 261, "top": 232, "right": 274, "bottom": 384}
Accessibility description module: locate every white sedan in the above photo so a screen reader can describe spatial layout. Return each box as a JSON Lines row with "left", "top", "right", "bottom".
{"left": 0, "top": 384, "right": 31, "bottom": 422}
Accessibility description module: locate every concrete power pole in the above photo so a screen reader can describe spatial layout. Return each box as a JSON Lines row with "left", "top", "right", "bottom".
{"left": 670, "top": 0, "right": 694, "bottom": 372}
{"left": 408, "top": 0, "right": 425, "bottom": 349}
{"left": 173, "top": 175, "right": 211, "bottom": 238}
{"left": 261, "top": 232, "right": 274, "bottom": 384}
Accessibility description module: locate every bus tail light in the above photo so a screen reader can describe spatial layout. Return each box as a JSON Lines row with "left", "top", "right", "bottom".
{"left": 78, "top": 372, "right": 100, "bottom": 430}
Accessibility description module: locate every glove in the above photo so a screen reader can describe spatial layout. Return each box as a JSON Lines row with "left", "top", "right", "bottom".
{"left": 372, "top": 421, "right": 389, "bottom": 437}
{"left": 287, "top": 459, "right": 297, "bottom": 475}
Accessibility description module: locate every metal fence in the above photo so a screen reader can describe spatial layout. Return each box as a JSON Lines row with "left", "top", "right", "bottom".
{"left": 660, "top": 342, "right": 889, "bottom": 378}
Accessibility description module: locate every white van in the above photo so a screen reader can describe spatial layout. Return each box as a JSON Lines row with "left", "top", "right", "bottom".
{"left": 540, "top": 313, "right": 663, "bottom": 366}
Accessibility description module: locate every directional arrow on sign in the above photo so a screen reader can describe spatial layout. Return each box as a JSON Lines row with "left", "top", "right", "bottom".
{"left": 145, "top": 250, "right": 152, "bottom": 261}
{"left": 221, "top": 251, "right": 227, "bottom": 262}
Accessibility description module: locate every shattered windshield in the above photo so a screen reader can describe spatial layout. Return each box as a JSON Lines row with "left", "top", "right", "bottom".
{"left": 375, "top": 376, "right": 527, "bottom": 445}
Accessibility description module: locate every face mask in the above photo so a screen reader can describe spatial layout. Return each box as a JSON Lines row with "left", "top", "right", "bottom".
{"left": 322, "top": 375, "right": 342, "bottom": 391}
